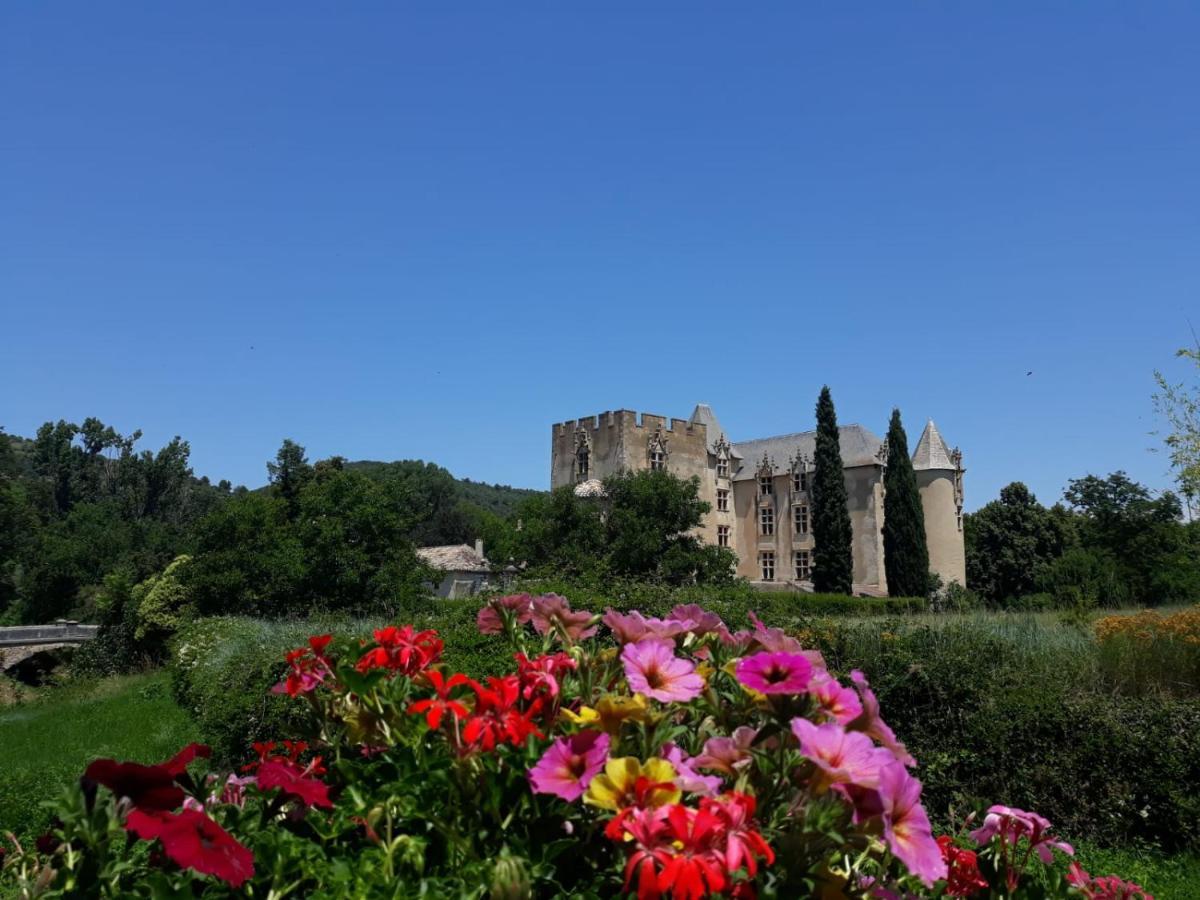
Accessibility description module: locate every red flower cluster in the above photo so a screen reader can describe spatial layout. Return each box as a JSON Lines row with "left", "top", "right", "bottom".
{"left": 461, "top": 675, "right": 546, "bottom": 752}
{"left": 611, "top": 793, "right": 773, "bottom": 900}
{"left": 356, "top": 625, "right": 443, "bottom": 676}
{"left": 127, "top": 808, "right": 254, "bottom": 888}
{"left": 85, "top": 743, "right": 254, "bottom": 888}
{"left": 937, "top": 835, "right": 989, "bottom": 897}
{"left": 243, "top": 740, "right": 332, "bottom": 810}
{"left": 515, "top": 651, "right": 577, "bottom": 701}
{"left": 1067, "top": 862, "right": 1155, "bottom": 900}
{"left": 408, "top": 670, "right": 470, "bottom": 729}
{"left": 273, "top": 634, "right": 333, "bottom": 697}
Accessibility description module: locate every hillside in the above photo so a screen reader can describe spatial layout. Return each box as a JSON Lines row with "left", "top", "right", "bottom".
{"left": 345, "top": 459, "right": 543, "bottom": 519}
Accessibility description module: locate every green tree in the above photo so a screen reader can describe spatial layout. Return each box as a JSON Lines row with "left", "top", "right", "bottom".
{"left": 133, "top": 555, "right": 195, "bottom": 648}
{"left": 811, "top": 387, "right": 854, "bottom": 594}
{"left": 1153, "top": 344, "right": 1200, "bottom": 514}
{"left": 882, "top": 409, "right": 930, "bottom": 597}
{"left": 964, "top": 483, "right": 1075, "bottom": 605}
{"left": 267, "top": 439, "right": 312, "bottom": 518}
{"left": 1063, "top": 472, "right": 1200, "bottom": 605}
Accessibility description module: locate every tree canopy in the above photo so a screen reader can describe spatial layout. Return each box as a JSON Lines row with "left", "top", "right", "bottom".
{"left": 811, "top": 387, "right": 854, "bottom": 594}
{"left": 882, "top": 409, "right": 930, "bottom": 597}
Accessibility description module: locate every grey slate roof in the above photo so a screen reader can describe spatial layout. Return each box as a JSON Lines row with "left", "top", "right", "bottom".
{"left": 416, "top": 544, "right": 491, "bottom": 573}
{"left": 911, "top": 420, "right": 957, "bottom": 470}
{"left": 688, "top": 403, "right": 741, "bottom": 457}
{"left": 731, "top": 424, "right": 884, "bottom": 480}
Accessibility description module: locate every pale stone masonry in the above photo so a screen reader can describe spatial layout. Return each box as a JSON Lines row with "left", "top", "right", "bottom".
{"left": 551, "top": 405, "right": 966, "bottom": 594}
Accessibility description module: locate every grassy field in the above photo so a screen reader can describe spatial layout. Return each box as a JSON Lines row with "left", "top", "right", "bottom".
{"left": 0, "top": 672, "right": 200, "bottom": 844}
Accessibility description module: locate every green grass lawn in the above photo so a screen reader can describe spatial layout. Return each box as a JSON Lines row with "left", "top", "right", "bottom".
{"left": 1072, "top": 842, "right": 1200, "bottom": 897}
{"left": 0, "top": 672, "right": 200, "bottom": 844}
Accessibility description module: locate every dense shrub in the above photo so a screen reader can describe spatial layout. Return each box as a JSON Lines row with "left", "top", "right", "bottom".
{"left": 809, "top": 617, "right": 1200, "bottom": 851}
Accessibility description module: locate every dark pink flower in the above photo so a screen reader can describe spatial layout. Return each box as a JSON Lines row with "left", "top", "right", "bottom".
{"left": 476, "top": 594, "right": 534, "bottom": 635}
{"left": 808, "top": 671, "right": 864, "bottom": 724}
{"left": 530, "top": 594, "right": 598, "bottom": 642}
{"left": 668, "top": 604, "right": 726, "bottom": 638}
{"left": 603, "top": 609, "right": 688, "bottom": 643}
{"left": 528, "top": 731, "right": 610, "bottom": 801}
{"left": 660, "top": 742, "right": 722, "bottom": 795}
{"left": 846, "top": 670, "right": 915, "bottom": 767}
{"left": 970, "top": 805, "right": 1074, "bottom": 865}
{"left": 126, "top": 808, "right": 254, "bottom": 887}
{"left": 791, "top": 718, "right": 889, "bottom": 791}
{"left": 875, "top": 760, "right": 945, "bottom": 887}
{"left": 621, "top": 638, "right": 704, "bottom": 702}
{"left": 695, "top": 727, "right": 758, "bottom": 775}
{"left": 736, "top": 651, "right": 813, "bottom": 694}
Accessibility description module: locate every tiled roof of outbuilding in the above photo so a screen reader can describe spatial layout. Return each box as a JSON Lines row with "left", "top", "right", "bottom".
{"left": 416, "top": 544, "right": 491, "bottom": 573}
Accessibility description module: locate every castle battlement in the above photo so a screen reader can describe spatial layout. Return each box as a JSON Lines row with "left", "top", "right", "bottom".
{"left": 552, "top": 410, "right": 706, "bottom": 438}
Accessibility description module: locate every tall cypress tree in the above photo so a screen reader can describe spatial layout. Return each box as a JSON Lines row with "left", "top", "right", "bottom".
{"left": 882, "top": 409, "right": 930, "bottom": 597}
{"left": 811, "top": 386, "right": 854, "bottom": 594}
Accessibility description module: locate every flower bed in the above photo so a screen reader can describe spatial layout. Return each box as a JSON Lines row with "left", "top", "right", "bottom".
{"left": 3, "top": 596, "right": 1153, "bottom": 897}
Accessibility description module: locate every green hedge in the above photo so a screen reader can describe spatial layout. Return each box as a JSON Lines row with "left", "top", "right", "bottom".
{"left": 169, "top": 601, "right": 1200, "bottom": 852}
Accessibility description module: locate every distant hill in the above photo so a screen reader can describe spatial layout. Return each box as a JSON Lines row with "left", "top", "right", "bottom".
{"left": 345, "top": 459, "right": 543, "bottom": 520}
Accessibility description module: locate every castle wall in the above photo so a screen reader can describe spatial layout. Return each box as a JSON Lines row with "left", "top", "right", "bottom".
{"left": 916, "top": 470, "right": 966, "bottom": 586}
{"left": 731, "top": 466, "right": 885, "bottom": 591}
{"left": 551, "top": 413, "right": 714, "bottom": 542}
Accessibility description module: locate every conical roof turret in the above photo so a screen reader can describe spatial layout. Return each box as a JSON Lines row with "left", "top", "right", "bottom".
{"left": 912, "top": 420, "right": 957, "bottom": 471}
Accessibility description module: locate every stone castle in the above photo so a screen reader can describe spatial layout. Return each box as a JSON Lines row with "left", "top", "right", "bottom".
{"left": 550, "top": 405, "right": 966, "bottom": 594}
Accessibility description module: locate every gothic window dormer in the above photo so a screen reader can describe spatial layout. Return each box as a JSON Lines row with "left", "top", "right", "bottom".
{"left": 756, "top": 453, "right": 774, "bottom": 497}
{"left": 648, "top": 428, "right": 669, "bottom": 472}
{"left": 714, "top": 435, "right": 731, "bottom": 480}
{"left": 790, "top": 452, "right": 811, "bottom": 495}
{"left": 573, "top": 429, "right": 591, "bottom": 483}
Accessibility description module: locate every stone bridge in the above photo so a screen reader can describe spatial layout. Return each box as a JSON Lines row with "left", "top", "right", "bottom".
{"left": 0, "top": 623, "right": 100, "bottom": 673}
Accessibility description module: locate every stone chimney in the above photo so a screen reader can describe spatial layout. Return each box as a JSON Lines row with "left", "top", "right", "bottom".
{"left": 475, "top": 538, "right": 485, "bottom": 559}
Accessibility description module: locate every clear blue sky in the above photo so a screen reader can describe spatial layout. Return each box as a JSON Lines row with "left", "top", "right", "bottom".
{"left": 3, "top": 3, "right": 1197, "bottom": 509}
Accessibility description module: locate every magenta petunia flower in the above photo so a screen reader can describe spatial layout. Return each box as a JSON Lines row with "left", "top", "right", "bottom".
{"left": 875, "top": 760, "right": 946, "bottom": 887}
{"left": 528, "top": 731, "right": 610, "bottom": 801}
{"left": 736, "top": 651, "right": 814, "bottom": 694}
{"left": 530, "top": 594, "right": 598, "bottom": 642}
{"left": 476, "top": 593, "right": 535, "bottom": 635}
{"left": 808, "top": 671, "right": 864, "bottom": 724}
{"left": 791, "top": 718, "right": 889, "bottom": 791}
{"left": 660, "top": 742, "right": 722, "bottom": 796}
{"left": 846, "top": 670, "right": 916, "bottom": 767}
{"left": 970, "top": 805, "right": 1074, "bottom": 864}
{"left": 695, "top": 726, "right": 758, "bottom": 775}
{"left": 602, "top": 609, "right": 688, "bottom": 644}
{"left": 620, "top": 638, "right": 705, "bottom": 703}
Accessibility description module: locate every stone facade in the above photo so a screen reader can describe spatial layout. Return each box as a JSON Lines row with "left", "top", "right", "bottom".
{"left": 550, "top": 405, "right": 967, "bottom": 593}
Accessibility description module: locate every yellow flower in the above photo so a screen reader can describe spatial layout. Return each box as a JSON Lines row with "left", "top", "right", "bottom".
{"left": 562, "top": 693, "right": 651, "bottom": 735}
{"left": 584, "top": 757, "right": 680, "bottom": 811}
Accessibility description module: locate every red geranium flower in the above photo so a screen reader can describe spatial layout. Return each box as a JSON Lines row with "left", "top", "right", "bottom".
{"left": 273, "top": 636, "right": 333, "bottom": 697}
{"left": 462, "top": 675, "right": 544, "bottom": 751}
{"left": 408, "top": 670, "right": 470, "bottom": 729}
{"left": 255, "top": 758, "right": 333, "bottom": 809}
{"left": 515, "top": 652, "right": 577, "bottom": 700}
{"left": 356, "top": 625, "right": 443, "bottom": 676}
{"left": 938, "top": 835, "right": 989, "bottom": 896}
{"left": 126, "top": 808, "right": 254, "bottom": 888}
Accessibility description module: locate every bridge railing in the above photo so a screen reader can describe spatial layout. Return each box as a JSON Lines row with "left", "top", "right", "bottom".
{"left": 0, "top": 624, "right": 101, "bottom": 647}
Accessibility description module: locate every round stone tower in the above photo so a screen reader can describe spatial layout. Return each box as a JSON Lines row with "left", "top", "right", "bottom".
{"left": 911, "top": 420, "right": 966, "bottom": 587}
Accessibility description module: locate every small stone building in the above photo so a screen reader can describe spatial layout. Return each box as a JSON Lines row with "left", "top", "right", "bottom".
{"left": 551, "top": 405, "right": 966, "bottom": 594}
{"left": 417, "top": 540, "right": 492, "bottom": 599}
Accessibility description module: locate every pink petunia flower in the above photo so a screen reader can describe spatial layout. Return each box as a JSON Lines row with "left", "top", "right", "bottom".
{"left": 530, "top": 594, "right": 598, "bottom": 642}
{"left": 668, "top": 604, "right": 726, "bottom": 638}
{"left": 736, "top": 651, "right": 814, "bottom": 694}
{"left": 620, "top": 638, "right": 705, "bottom": 703}
{"left": 808, "top": 671, "right": 864, "bottom": 724}
{"left": 846, "top": 670, "right": 916, "bottom": 767}
{"left": 875, "top": 760, "right": 946, "bottom": 887}
{"left": 476, "top": 593, "right": 535, "bottom": 635}
{"left": 695, "top": 727, "right": 758, "bottom": 775}
{"left": 603, "top": 609, "right": 689, "bottom": 644}
{"left": 970, "top": 805, "right": 1074, "bottom": 865}
{"left": 791, "top": 718, "right": 889, "bottom": 792}
{"left": 660, "top": 742, "right": 722, "bottom": 795}
{"left": 528, "top": 731, "right": 610, "bottom": 802}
